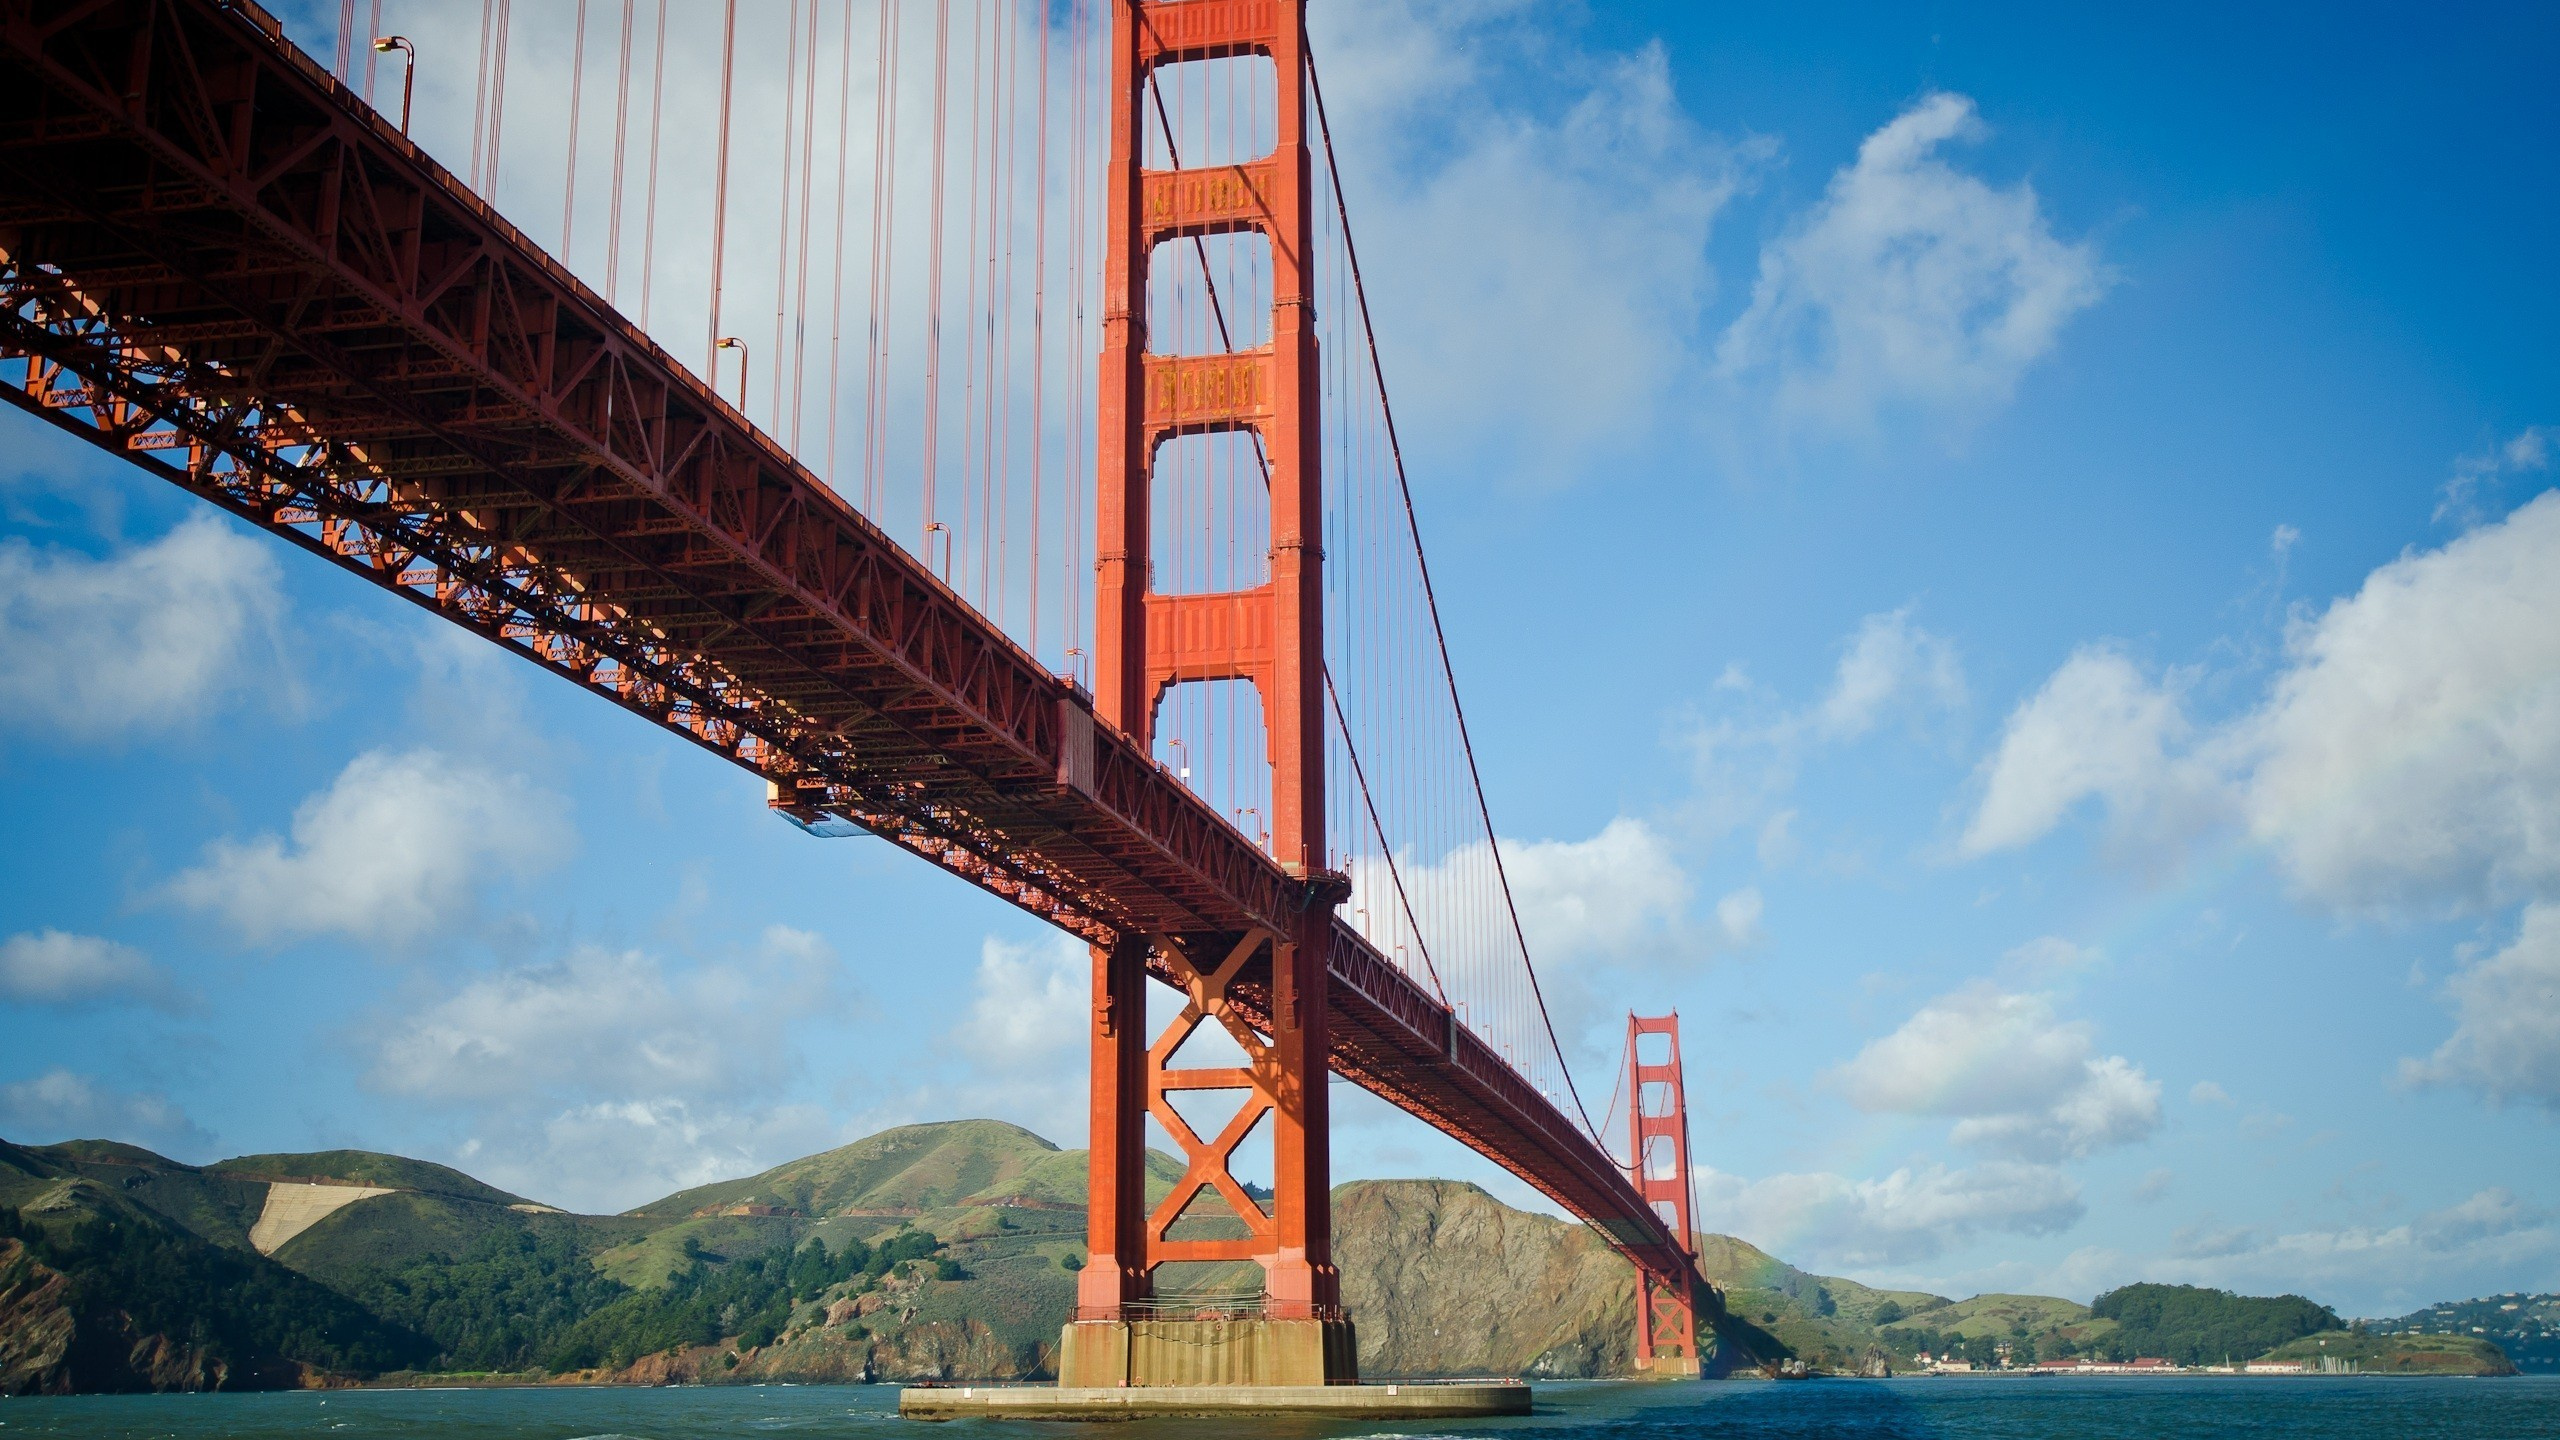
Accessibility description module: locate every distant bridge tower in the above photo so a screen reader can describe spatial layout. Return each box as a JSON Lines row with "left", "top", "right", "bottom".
{"left": 1067, "top": 0, "right": 1356, "bottom": 1388}
{"left": 1626, "top": 1013, "right": 1705, "bottom": 1375}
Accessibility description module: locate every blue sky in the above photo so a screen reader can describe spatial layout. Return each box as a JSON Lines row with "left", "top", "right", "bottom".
{"left": 5, "top": 0, "right": 2557, "bottom": 1318}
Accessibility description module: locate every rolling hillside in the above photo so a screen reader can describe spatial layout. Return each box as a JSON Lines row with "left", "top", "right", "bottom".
{"left": 0, "top": 1123, "right": 2525, "bottom": 1391}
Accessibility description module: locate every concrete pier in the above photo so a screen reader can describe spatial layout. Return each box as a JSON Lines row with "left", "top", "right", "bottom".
{"left": 898, "top": 1380, "right": 1532, "bottom": 1422}
{"left": 1057, "top": 1318, "right": 1358, "bottom": 1387}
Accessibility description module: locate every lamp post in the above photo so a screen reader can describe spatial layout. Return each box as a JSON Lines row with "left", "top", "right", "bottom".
{"left": 371, "top": 37, "right": 415, "bottom": 135}
{"left": 713, "top": 336, "right": 747, "bottom": 411}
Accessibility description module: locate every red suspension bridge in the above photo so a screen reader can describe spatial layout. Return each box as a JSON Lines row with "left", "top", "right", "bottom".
{"left": 0, "top": 0, "right": 1720, "bottom": 1384}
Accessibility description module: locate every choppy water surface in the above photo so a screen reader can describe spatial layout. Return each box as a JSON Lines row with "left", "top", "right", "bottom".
{"left": 1, "top": 1377, "right": 2554, "bottom": 1440}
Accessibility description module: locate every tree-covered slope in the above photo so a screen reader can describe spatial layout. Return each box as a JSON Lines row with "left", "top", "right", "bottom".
{"left": 2090, "top": 1282, "right": 2339, "bottom": 1366}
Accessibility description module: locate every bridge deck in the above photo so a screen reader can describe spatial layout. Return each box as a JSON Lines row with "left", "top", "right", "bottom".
{"left": 0, "top": 0, "right": 1692, "bottom": 1294}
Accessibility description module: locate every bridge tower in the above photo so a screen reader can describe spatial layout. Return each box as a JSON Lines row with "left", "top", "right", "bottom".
{"left": 1627, "top": 1013, "right": 1706, "bottom": 1375}
{"left": 1066, "top": 0, "right": 1355, "bottom": 1387}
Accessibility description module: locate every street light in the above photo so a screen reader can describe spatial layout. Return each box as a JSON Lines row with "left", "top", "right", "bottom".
{"left": 371, "top": 37, "right": 415, "bottom": 135}
{"left": 712, "top": 336, "right": 747, "bottom": 411}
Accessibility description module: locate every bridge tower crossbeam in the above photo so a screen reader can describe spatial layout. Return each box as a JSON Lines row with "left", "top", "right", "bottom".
{"left": 1068, "top": 0, "right": 1354, "bottom": 1388}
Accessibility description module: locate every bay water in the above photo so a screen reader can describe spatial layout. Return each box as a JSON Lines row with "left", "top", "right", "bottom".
{"left": 1, "top": 1376, "right": 2553, "bottom": 1439}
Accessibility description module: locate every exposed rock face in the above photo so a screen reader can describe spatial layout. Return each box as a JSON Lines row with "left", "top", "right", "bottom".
{"left": 569, "top": 1318, "right": 1026, "bottom": 1386}
{"left": 1332, "top": 1179, "right": 1638, "bottom": 1378}
{"left": 0, "top": 1238, "right": 237, "bottom": 1395}
{"left": 0, "top": 1239, "right": 77, "bottom": 1394}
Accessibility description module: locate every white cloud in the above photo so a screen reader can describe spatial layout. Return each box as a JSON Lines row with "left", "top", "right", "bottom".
{"left": 1687, "top": 607, "right": 1968, "bottom": 842}
{"left": 2402, "top": 903, "right": 2560, "bottom": 1113}
{"left": 2241, "top": 490, "right": 2560, "bottom": 913}
{"left": 1311, "top": 4, "right": 1764, "bottom": 476}
{"left": 168, "top": 747, "right": 571, "bottom": 947}
{"left": 369, "top": 927, "right": 835, "bottom": 1106}
{"left": 1833, "top": 983, "right": 2162, "bottom": 1161}
{"left": 1961, "top": 645, "right": 2223, "bottom": 859}
{"left": 0, "top": 515, "right": 285, "bottom": 736}
{"left": 364, "top": 926, "right": 846, "bottom": 1213}
{"left": 0, "top": 1069, "right": 211, "bottom": 1154}
{"left": 0, "top": 930, "right": 188, "bottom": 1011}
{"left": 464, "top": 1098, "right": 846, "bottom": 1216}
{"left": 2001, "top": 935, "right": 2101, "bottom": 978}
{"left": 1964, "top": 489, "right": 2560, "bottom": 917}
{"left": 2437, "top": 424, "right": 2552, "bottom": 526}
{"left": 954, "top": 934, "right": 1088, "bottom": 1076}
{"left": 2147, "top": 1188, "right": 2560, "bottom": 1316}
{"left": 2189, "top": 1080, "right": 2233, "bottom": 1106}
{"left": 1815, "top": 609, "right": 1967, "bottom": 740}
{"left": 1694, "top": 1159, "right": 2084, "bottom": 1269}
{"left": 1718, "top": 92, "right": 2111, "bottom": 426}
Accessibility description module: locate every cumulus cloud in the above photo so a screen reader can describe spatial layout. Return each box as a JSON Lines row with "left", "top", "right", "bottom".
{"left": 168, "top": 747, "right": 571, "bottom": 947}
{"left": 1961, "top": 646, "right": 2222, "bottom": 859}
{"left": 953, "top": 934, "right": 1088, "bottom": 1077}
{"left": 1312, "top": 4, "right": 1765, "bottom": 474}
{"left": 2240, "top": 490, "right": 2560, "bottom": 913}
{"left": 2402, "top": 903, "right": 2560, "bottom": 1113}
{"left": 369, "top": 927, "right": 835, "bottom": 1106}
{"left": 0, "top": 515, "right": 285, "bottom": 737}
{"left": 2437, "top": 424, "right": 2552, "bottom": 526}
{"left": 0, "top": 1069, "right": 212, "bottom": 1154}
{"left": 1718, "top": 92, "right": 2111, "bottom": 427}
{"left": 366, "top": 927, "right": 845, "bottom": 1212}
{"left": 1694, "top": 1159, "right": 2084, "bottom": 1269}
{"left": 2146, "top": 1188, "right": 2560, "bottom": 1315}
{"left": 1963, "top": 490, "right": 2560, "bottom": 918}
{"left": 0, "top": 930, "right": 189, "bottom": 1011}
{"left": 1688, "top": 607, "right": 1968, "bottom": 841}
{"left": 1833, "top": 983, "right": 2162, "bottom": 1161}
{"left": 460, "top": 1098, "right": 846, "bottom": 1216}
{"left": 1815, "top": 609, "right": 1967, "bottom": 740}
{"left": 2189, "top": 1080, "right": 2233, "bottom": 1106}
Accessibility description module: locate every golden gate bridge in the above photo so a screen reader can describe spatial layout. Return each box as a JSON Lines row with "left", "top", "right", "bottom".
{"left": 0, "top": 0, "right": 1718, "bottom": 1388}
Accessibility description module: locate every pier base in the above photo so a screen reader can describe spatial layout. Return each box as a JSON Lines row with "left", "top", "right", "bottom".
{"left": 899, "top": 1381, "right": 1530, "bottom": 1422}
{"left": 1056, "top": 1317, "right": 1358, "bottom": 1387}
{"left": 1637, "top": 1354, "right": 1703, "bottom": 1378}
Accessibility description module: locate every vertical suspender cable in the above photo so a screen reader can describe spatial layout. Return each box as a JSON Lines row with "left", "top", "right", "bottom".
{"left": 482, "top": 0, "right": 514, "bottom": 196}
{"left": 920, "top": 0, "right": 955, "bottom": 555}
{"left": 789, "top": 0, "right": 823, "bottom": 448}
{"left": 561, "top": 0, "right": 591, "bottom": 261}
{"left": 639, "top": 0, "right": 666, "bottom": 330}
{"left": 334, "top": 0, "right": 355, "bottom": 83}
{"left": 469, "top": 0, "right": 496, "bottom": 184}
{"left": 1027, "top": 0, "right": 1051, "bottom": 657}
{"left": 823, "top": 0, "right": 856, "bottom": 489}
{"left": 956, "top": 0, "right": 986, "bottom": 598}
{"left": 771, "top": 0, "right": 804, "bottom": 432}
{"left": 707, "top": 0, "right": 740, "bottom": 379}
{"left": 606, "top": 0, "right": 635, "bottom": 302}
{"left": 862, "top": 0, "right": 904, "bottom": 517}
{"left": 363, "top": 0, "right": 383, "bottom": 97}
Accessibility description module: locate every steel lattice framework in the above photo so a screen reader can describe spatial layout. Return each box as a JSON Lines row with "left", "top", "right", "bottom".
{"left": 0, "top": 0, "right": 1707, "bottom": 1337}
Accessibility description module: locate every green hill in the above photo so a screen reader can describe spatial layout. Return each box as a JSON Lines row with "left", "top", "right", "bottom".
{"left": 629, "top": 1119, "right": 1071, "bottom": 1219}
{"left": 0, "top": 1122, "right": 2529, "bottom": 1390}
{"left": 208, "top": 1151, "right": 531, "bottom": 1207}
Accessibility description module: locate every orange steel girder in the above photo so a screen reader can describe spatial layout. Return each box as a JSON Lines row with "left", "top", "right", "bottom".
{"left": 1628, "top": 1013, "right": 1704, "bottom": 1370}
{"left": 1083, "top": 0, "right": 1341, "bottom": 1321}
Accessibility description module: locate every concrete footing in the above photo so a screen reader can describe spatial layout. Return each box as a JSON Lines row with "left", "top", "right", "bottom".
{"left": 1637, "top": 1355, "right": 1703, "bottom": 1377}
{"left": 898, "top": 1381, "right": 1532, "bottom": 1422}
{"left": 1057, "top": 1318, "right": 1358, "bottom": 1387}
